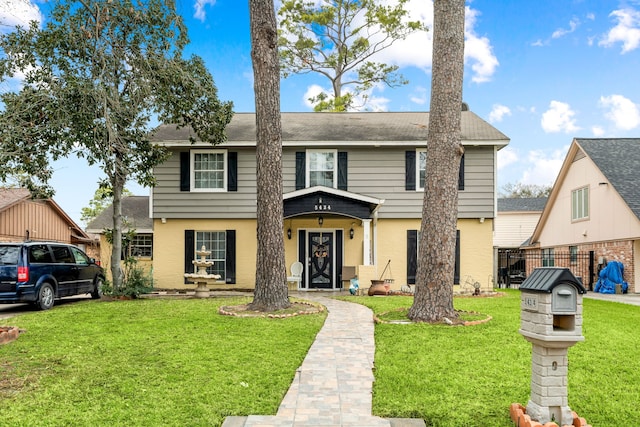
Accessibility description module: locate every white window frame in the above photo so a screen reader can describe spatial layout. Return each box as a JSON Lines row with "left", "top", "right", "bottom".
{"left": 195, "top": 231, "right": 226, "bottom": 282}
{"left": 190, "top": 149, "right": 227, "bottom": 192}
{"left": 416, "top": 148, "right": 427, "bottom": 191}
{"left": 306, "top": 149, "right": 337, "bottom": 188}
{"left": 571, "top": 186, "right": 589, "bottom": 221}
{"left": 130, "top": 234, "right": 153, "bottom": 258}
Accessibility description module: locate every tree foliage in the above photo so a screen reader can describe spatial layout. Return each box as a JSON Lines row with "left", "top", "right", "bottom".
{"left": 0, "top": 0, "right": 233, "bottom": 289}
{"left": 408, "top": 0, "right": 465, "bottom": 323}
{"left": 499, "top": 182, "right": 552, "bottom": 199}
{"left": 80, "top": 184, "right": 133, "bottom": 225}
{"left": 278, "top": 0, "right": 427, "bottom": 111}
{"left": 248, "top": 0, "right": 290, "bottom": 311}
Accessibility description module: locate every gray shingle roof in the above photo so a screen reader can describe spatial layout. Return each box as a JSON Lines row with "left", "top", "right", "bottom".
{"left": 575, "top": 138, "right": 640, "bottom": 220}
{"left": 498, "top": 197, "right": 547, "bottom": 212}
{"left": 85, "top": 196, "right": 151, "bottom": 233}
{"left": 150, "top": 111, "right": 509, "bottom": 145}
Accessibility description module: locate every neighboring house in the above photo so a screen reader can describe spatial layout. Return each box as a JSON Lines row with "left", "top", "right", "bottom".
{"left": 149, "top": 111, "right": 509, "bottom": 292}
{"left": 85, "top": 196, "right": 153, "bottom": 280}
{"left": 527, "top": 138, "right": 640, "bottom": 293}
{"left": 0, "top": 188, "right": 96, "bottom": 257}
{"left": 494, "top": 197, "right": 546, "bottom": 287}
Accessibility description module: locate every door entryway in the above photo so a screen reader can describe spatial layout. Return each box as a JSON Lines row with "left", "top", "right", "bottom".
{"left": 308, "top": 231, "right": 334, "bottom": 289}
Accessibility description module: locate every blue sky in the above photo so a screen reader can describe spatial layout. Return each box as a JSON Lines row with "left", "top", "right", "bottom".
{"left": 2, "top": 0, "right": 640, "bottom": 225}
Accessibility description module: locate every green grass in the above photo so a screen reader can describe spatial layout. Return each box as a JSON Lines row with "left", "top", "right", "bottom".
{"left": 340, "top": 290, "right": 640, "bottom": 426}
{"left": 0, "top": 297, "right": 326, "bottom": 427}
{"left": 1, "top": 291, "right": 638, "bottom": 427}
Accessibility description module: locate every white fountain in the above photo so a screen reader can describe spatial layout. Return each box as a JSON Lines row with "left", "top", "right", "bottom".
{"left": 184, "top": 245, "right": 221, "bottom": 298}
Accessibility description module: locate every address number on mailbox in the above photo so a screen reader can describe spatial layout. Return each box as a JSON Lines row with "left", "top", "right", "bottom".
{"left": 523, "top": 295, "right": 538, "bottom": 311}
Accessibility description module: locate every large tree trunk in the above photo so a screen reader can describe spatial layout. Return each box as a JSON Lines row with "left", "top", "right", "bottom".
{"left": 408, "top": 0, "right": 465, "bottom": 322}
{"left": 248, "top": 0, "right": 290, "bottom": 311}
{"left": 110, "top": 152, "right": 125, "bottom": 290}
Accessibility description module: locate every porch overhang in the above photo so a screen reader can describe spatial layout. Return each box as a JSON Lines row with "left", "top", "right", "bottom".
{"left": 283, "top": 186, "right": 384, "bottom": 220}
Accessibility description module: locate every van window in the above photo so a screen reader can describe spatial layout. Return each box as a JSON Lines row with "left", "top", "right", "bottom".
{"left": 51, "top": 245, "right": 74, "bottom": 263}
{"left": 0, "top": 246, "right": 20, "bottom": 265}
{"left": 29, "top": 245, "right": 53, "bottom": 263}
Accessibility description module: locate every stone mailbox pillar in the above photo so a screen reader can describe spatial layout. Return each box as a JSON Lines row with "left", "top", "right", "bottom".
{"left": 518, "top": 267, "right": 586, "bottom": 425}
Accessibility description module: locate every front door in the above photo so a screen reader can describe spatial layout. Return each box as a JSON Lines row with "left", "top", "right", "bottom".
{"left": 308, "top": 232, "right": 334, "bottom": 289}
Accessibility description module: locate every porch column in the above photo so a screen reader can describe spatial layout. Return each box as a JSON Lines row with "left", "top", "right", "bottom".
{"left": 362, "top": 219, "right": 371, "bottom": 266}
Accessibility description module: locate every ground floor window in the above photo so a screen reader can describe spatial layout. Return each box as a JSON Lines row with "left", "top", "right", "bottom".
{"left": 407, "top": 230, "right": 460, "bottom": 284}
{"left": 195, "top": 231, "right": 226, "bottom": 280}
{"left": 542, "top": 248, "right": 555, "bottom": 267}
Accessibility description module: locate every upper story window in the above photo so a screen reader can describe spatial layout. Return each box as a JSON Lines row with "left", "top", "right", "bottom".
{"left": 417, "top": 149, "right": 427, "bottom": 190}
{"left": 571, "top": 186, "right": 589, "bottom": 221}
{"left": 180, "top": 150, "right": 237, "bottom": 193}
{"left": 191, "top": 149, "right": 227, "bottom": 192}
{"left": 307, "top": 150, "right": 337, "bottom": 188}
{"left": 406, "top": 149, "right": 464, "bottom": 191}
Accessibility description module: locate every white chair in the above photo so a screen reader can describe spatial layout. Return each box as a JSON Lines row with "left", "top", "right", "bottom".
{"left": 287, "top": 261, "right": 304, "bottom": 290}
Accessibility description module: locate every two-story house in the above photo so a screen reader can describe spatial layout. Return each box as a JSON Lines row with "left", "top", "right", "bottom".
{"left": 149, "top": 110, "right": 509, "bottom": 292}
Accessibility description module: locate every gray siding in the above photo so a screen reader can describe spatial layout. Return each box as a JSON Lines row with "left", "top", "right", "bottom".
{"left": 153, "top": 148, "right": 257, "bottom": 219}
{"left": 153, "top": 145, "right": 496, "bottom": 219}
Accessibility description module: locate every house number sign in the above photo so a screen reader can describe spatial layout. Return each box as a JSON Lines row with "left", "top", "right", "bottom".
{"left": 314, "top": 197, "right": 332, "bottom": 211}
{"left": 523, "top": 294, "right": 538, "bottom": 311}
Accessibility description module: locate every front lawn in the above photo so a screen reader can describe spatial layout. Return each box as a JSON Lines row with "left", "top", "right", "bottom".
{"left": 0, "top": 297, "right": 325, "bottom": 427}
{"left": 343, "top": 290, "right": 640, "bottom": 426}
{"left": 1, "top": 291, "right": 638, "bottom": 426}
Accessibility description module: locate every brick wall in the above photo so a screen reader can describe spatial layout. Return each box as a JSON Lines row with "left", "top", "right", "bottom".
{"left": 578, "top": 240, "right": 635, "bottom": 293}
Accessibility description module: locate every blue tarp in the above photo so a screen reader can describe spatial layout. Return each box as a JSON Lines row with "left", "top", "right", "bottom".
{"left": 594, "top": 260, "right": 628, "bottom": 294}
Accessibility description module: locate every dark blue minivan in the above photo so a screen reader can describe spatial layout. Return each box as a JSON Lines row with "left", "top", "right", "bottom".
{"left": 0, "top": 242, "right": 104, "bottom": 310}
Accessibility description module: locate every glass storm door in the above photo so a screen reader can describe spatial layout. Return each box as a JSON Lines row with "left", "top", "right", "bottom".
{"left": 308, "top": 232, "right": 334, "bottom": 289}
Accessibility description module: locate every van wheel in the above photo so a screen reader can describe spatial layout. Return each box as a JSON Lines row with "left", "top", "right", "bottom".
{"left": 37, "top": 283, "right": 55, "bottom": 310}
{"left": 91, "top": 278, "right": 104, "bottom": 299}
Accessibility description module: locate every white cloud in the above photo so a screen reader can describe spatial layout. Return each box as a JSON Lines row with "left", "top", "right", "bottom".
{"left": 303, "top": 84, "right": 328, "bottom": 109}
{"left": 0, "top": 0, "right": 42, "bottom": 31}
{"left": 599, "top": 94, "right": 640, "bottom": 130}
{"left": 194, "top": 0, "right": 216, "bottom": 22}
{"left": 372, "top": 1, "right": 498, "bottom": 84}
{"left": 599, "top": 8, "right": 640, "bottom": 53}
{"left": 464, "top": 6, "right": 499, "bottom": 83}
{"left": 302, "top": 84, "right": 389, "bottom": 111}
{"left": 520, "top": 147, "right": 568, "bottom": 186}
{"left": 551, "top": 17, "right": 579, "bottom": 39}
{"left": 409, "top": 86, "right": 428, "bottom": 105}
{"left": 488, "top": 104, "right": 511, "bottom": 123}
{"left": 497, "top": 146, "right": 518, "bottom": 170}
{"left": 541, "top": 101, "right": 580, "bottom": 133}
{"left": 591, "top": 125, "right": 605, "bottom": 136}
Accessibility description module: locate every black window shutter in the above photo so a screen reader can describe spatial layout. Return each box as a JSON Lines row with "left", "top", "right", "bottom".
{"left": 180, "top": 152, "right": 190, "bottom": 191}
{"left": 338, "top": 152, "right": 348, "bottom": 190}
{"left": 407, "top": 230, "right": 418, "bottom": 284}
{"left": 225, "top": 230, "right": 236, "bottom": 284}
{"left": 458, "top": 154, "right": 465, "bottom": 191}
{"left": 184, "top": 230, "right": 194, "bottom": 284}
{"left": 405, "top": 151, "right": 416, "bottom": 191}
{"left": 336, "top": 229, "right": 343, "bottom": 288}
{"left": 228, "top": 151, "right": 238, "bottom": 192}
{"left": 454, "top": 230, "right": 460, "bottom": 284}
{"left": 295, "top": 152, "right": 306, "bottom": 190}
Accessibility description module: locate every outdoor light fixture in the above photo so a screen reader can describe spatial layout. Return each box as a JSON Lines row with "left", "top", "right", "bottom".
{"left": 318, "top": 216, "right": 323, "bottom": 226}
{"left": 287, "top": 228, "right": 292, "bottom": 239}
{"left": 349, "top": 227, "right": 355, "bottom": 239}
